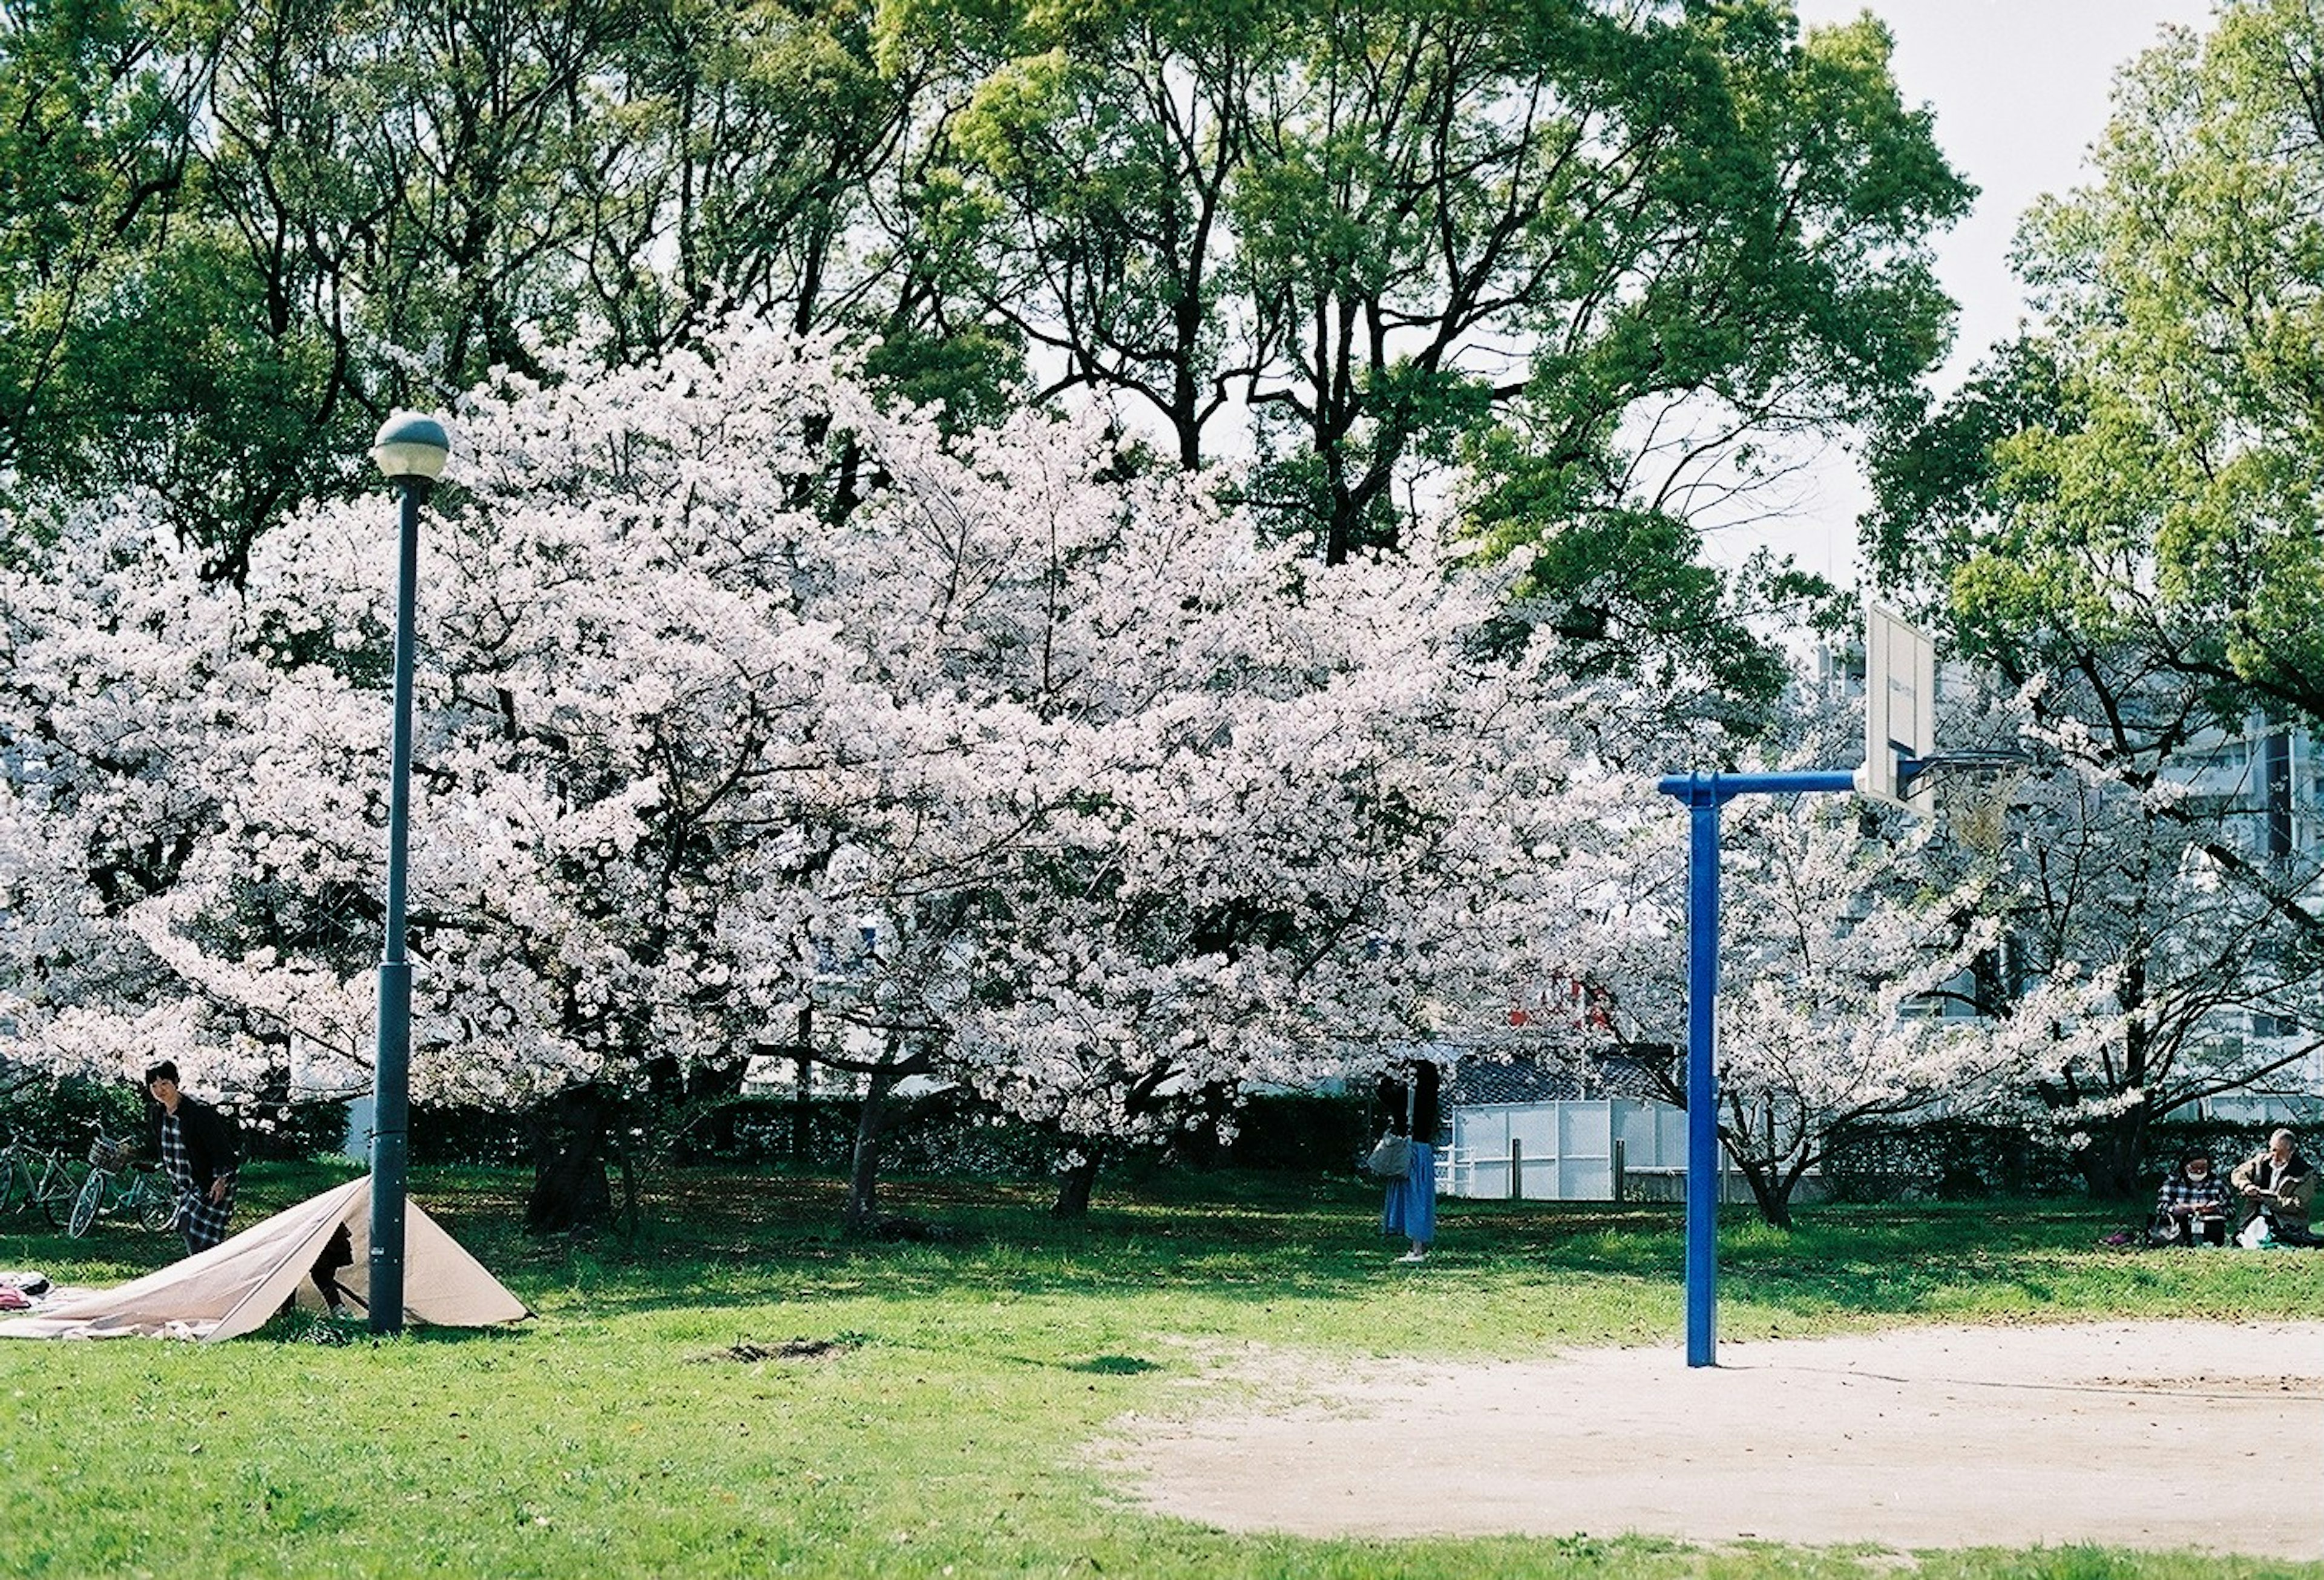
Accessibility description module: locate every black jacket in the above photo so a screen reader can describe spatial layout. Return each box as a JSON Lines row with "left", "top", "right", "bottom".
{"left": 145, "top": 1093, "right": 240, "bottom": 1190}
{"left": 1376, "top": 1061, "right": 1441, "bottom": 1141}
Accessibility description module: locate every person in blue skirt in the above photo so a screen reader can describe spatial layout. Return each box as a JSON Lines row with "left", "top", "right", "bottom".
{"left": 1376, "top": 1058, "right": 1439, "bottom": 1263}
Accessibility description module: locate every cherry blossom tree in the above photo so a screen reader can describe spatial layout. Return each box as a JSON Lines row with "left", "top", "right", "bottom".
{"left": 3, "top": 346, "right": 864, "bottom": 1221}
{"left": 1, "top": 322, "right": 1636, "bottom": 1228}
{"left": 1594, "top": 779, "right": 2008, "bottom": 1228}
{"left": 1584, "top": 659, "right": 2324, "bottom": 1222}
{"left": 1972, "top": 665, "right": 2324, "bottom": 1199}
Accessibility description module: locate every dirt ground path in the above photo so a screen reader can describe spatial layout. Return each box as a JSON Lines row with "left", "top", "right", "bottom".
{"left": 1112, "top": 1321, "right": 2324, "bottom": 1560}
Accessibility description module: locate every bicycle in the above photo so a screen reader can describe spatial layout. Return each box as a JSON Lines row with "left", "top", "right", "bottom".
{"left": 0, "top": 1132, "right": 85, "bottom": 1227}
{"left": 66, "top": 1130, "right": 177, "bottom": 1239}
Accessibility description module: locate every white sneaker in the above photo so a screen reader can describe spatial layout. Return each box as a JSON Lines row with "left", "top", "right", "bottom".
{"left": 1396, "top": 1250, "right": 1428, "bottom": 1264}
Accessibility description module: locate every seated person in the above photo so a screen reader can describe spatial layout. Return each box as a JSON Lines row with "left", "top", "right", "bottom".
{"left": 310, "top": 1224, "right": 359, "bottom": 1317}
{"left": 2153, "top": 1152, "right": 2230, "bottom": 1245}
{"left": 275, "top": 1224, "right": 361, "bottom": 1320}
{"left": 2231, "top": 1129, "right": 2317, "bottom": 1245}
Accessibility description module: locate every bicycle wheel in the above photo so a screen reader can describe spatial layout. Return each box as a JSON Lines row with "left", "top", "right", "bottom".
{"left": 33, "top": 1158, "right": 77, "bottom": 1228}
{"left": 135, "top": 1179, "right": 178, "bottom": 1233}
{"left": 67, "top": 1169, "right": 105, "bottom": 1238}
{"left": 0, "top": 1156, "right": 19, "bottom": 1218}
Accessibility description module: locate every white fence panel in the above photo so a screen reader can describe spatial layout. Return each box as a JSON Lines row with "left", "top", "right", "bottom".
{"left": 1445, "top": 1097, "right": 1767, "bottom": 1202}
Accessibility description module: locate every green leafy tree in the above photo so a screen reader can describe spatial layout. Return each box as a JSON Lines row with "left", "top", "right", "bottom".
{"left": 911, "top": 0, "right": 1264, "bottom": 465}
{"left": 1454, "top": 3, "right": 1966, "bottom": 704}
{"left": 1860, "top": 338, "right": 2070, "bottom": 635}
{"left": 928, "top": 0, "right": 1966, "bottom": 713}
{"left": 0, "top": 0, "right": 216, "bottom": 510}
{"left": 1978, "top": 0, "right": 2324, "bottom": 723}
{"left": 2, "top": 0, "right": 1002, "bottom": 574}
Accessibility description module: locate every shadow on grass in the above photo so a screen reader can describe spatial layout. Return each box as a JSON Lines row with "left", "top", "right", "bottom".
{"left": 13, "top": 1161, "right": 2316, "bottom": 1340}
{"left": 1067, "top": 1354, "right": 1162, "bottom": 1374}
{"left": 408, "top": 1164, "right": 2319, "bottom": 1333}
{"left": 250, "top": 1307, "right": 539, "bottom": 1350}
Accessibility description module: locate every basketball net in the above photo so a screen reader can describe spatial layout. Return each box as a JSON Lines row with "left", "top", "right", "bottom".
{"left": 1942, "top": 764, "right": 2027, "bottom": 855}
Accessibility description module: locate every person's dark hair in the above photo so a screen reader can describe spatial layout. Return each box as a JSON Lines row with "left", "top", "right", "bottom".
{"left": 2181, "top": 1153, "right": 2211, "bottom": 1172}
{"left": 143, "top": 1060, "right": 179, "bottom": 1086}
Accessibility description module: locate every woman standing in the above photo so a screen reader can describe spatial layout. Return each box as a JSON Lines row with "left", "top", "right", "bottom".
{"left": 143, "top": 1061, "right": 240, "bottom": 1255}
{"left": 1376, "top": 1058, "right": 1439, "bottom": 1263}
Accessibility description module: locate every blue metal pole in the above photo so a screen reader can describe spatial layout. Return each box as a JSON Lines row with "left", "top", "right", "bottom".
{"left": 1682, "top": 778, "right": 1721, "bottom": 1367}
{"left": 1654, "top": 767, "right": 1857, "bottom": 1368}
{"left": 369, "top": 476, "right": 426, "bottom": 1337}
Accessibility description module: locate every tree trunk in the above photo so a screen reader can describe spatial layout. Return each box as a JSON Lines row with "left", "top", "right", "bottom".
{"left": 841, "top": 1066, "right": 896, "bottom": 1238}
{"left": 525, "top": 1085, "right": 614, "bottom": 1234}
{"left": 1735, "top": 1156, "right": 1797, "bottom": 1230}
{"left": 1049, "top": 1150, "right": 1102, "bottom": 1219}
{"left": 791, "top": 1007, "right": 814, "bottom": 1164}
{"left": 2072, "top": 1115, "right": 2147, "bottom": 1200}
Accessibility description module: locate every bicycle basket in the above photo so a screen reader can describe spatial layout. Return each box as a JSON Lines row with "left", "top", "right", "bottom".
{"left": 87, "top": 1138, "right": 127, "bottom": 1170}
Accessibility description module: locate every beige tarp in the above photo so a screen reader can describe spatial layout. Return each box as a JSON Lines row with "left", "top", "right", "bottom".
{"left": 0, "top": 1175, "right": 530, "bottom": 1342}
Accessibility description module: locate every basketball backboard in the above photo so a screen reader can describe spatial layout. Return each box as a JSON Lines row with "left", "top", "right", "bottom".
{"left": 1854, "top": 604, "right": 1934, "bottom": 808}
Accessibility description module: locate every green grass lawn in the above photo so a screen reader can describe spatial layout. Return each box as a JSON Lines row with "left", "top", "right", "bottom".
{"left": 2, "top": 1163, "right": 2317, "bottom": 1579}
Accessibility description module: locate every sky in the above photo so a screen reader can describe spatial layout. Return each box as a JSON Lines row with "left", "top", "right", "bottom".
{"left": 1741, "top": 0, "right": 2217, "bottom": 583}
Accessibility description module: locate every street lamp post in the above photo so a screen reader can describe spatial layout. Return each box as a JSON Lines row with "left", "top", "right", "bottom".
{"left": 367, "top": 411, "right": 450, "bottom": 1336}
